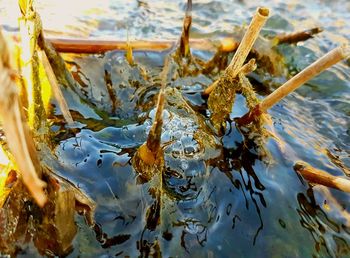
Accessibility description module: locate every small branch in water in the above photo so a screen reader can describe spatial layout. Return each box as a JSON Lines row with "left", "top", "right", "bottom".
{"left": 294, "top": 161, "right": 350, "bottom": 193}
{"left": 203, "top": 7, "right": 270, "bottom": 95}
{"left": 237, "top": 45, "right": 350, "bottom": 125}
{"left": 39, "top": 50, "right": 74, "bottom": 125}
{"left": 275, "top": 27, "right": 323, "bottom": 45}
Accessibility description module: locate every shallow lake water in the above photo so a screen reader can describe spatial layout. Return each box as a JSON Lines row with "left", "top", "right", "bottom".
{"left": 0, "top": 0, "right": 350, "bottom": 257}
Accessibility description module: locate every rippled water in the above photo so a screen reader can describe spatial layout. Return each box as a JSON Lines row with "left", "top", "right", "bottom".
{"left": 1, "top": 0, "right": 350, "bottom": 257}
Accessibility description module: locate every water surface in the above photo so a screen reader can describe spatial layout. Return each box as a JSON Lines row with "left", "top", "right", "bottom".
{"left": 0, "top": 0, "right": 349, "bottom": 257}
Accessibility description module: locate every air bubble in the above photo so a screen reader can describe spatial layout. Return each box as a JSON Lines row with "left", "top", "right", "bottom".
{"left": 181, "top": 160, "right": 189, "bottom": 170}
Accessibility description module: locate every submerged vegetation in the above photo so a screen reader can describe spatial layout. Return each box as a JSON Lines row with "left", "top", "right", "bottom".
{"left": 0, "top": 0, "right": 349, "bottom": 256}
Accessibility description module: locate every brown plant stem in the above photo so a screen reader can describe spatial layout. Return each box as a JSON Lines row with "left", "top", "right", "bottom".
{"left": 275, "top": 27, "right": 323, "bottom": 45}
{"left": 237, "top": 45, "right": 350, "bottom": 125}
{"left": 6, "top": 26, "right": 320, "bottom": 55}
{"left": 178, "top": 0, "right": 192, "bottom": 58}
{"left": 294, "top": 161, "right": 350, "bottom": 193}
{"left": 44, "top": 38, "right": 233, "bottom": 53}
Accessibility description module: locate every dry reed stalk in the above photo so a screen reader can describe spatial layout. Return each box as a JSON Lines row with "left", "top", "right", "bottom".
{"left": 294, "top": 162, "right": 350, "bottom": 193}
{"left": 45, "top": 38, "right": 238, "bottom": 53}
{"left": 237, "top": 45, "right": 350, "bottom": 125}
{"left": 203, "top": 7, "right": 270, "bottom": 95}
{"left": 0, "top": 29, "right": 47, "bottom": 207}
{"left": 6, "top": 26, "right": 320, "bottom": 55}
{"left": 275, "top": 27, "right": 323, "bottom": 45}
{"left": 39, "top": 50, "right": 74, "bottom": 125}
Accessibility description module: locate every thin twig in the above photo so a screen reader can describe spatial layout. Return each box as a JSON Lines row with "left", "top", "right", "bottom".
{"left": 237, "top": 45, "right": 350, "bottom": 125}
{"left": 275, "top": 27, "right": 323, "bottom": 45}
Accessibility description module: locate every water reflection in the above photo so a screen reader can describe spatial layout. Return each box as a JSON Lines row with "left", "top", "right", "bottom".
{"left": 209, "top": 135, "right": 267, "bottom": 244}
{"left": 297, "top": 187, "right": 350, "bottom": 257}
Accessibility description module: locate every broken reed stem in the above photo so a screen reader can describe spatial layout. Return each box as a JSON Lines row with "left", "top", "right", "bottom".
{"left": 237, "top": 45, "right": 350, "bottom": 125}
{"left": 131, "top": 58, "right": 169, "bottom": 181}
{"left": 179, "top": 0, "right": 192, "bottom": 58}
{"left": 44, "top": 38, "right": 238, "bottom": 53}
{"left": 226, "top": 7, "right": 269, "bottom": 78}
{"left": 294, "top": 162, "right": 350, "bottom": 193}
{"left": 6, "top": 26, "right": 320, "bottom": 55}
{"left": 39, "top": 50, "right": 74, "bottom": 125}
{"left": 203, "top": 7, "right": 270, "bottom": 95}
{"left": 275, "top": 27, "right": 323, "bottom": 45}
{"left": 0, "top": 29, "right": 47, "bottom": 207}
{"left": 18, "top": 0, "right": 34, "bottom": 17}
{"left": 146, "top": 57, "right": 169, "bottom": 153}
{"left": 126, "top": 41, "right": 134, "bottom": 66}
{"left": 146, "top": 90, "right": 165, "bottom": 153}
{"left": 125, "top": 31, "right": 134, "bottom": 66}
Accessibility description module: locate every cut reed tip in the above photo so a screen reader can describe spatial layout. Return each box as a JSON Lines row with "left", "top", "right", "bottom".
{"left": 258, "top": 7, "right": 270, "bottom": 17}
